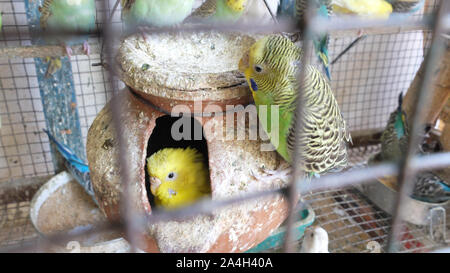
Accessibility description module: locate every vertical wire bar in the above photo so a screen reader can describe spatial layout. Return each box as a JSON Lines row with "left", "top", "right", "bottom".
{"left": 100, "top": 0, "right": 138, "bottom": 252}
{"left": 386, "top": 0, "right": 450, "bottom": 252}
{"left": 282, "top": 0, "right": 312, "bottom": 253}
{"left": 98, "top": 0, "right": 120, "bottom": 67}
{"left": 262, "top": 0, "right": 279, "bottom": 23}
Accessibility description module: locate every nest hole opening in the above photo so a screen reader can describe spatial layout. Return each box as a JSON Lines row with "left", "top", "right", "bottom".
{"left": 145, "top": 115, "right": 211, "bottom": 209}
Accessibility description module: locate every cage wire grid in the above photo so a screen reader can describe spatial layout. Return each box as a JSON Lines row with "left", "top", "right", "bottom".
{"left": 0, "top": 0, "right": 448, "bottom": 253}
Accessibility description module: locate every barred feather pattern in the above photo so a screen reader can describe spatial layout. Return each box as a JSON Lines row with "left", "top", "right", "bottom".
{"left": 295, "top": 0, "right": 333, "bottom": 20}
{"left": 390, "top": 0, "right": 422, "bottom": 13}
{"left": 286, "top": 66, "right": 350, "bottom": 174}
{"left": 254, "top": 35, "right": 350, "bottom": 175}
{"left": 253, "top": 36, "right": 303, "bottom": 107}
{"left": 412, "top": 172, "right": 450, "bottom": 203}
{"left": 39, "top": 0, "right": 53, "bottom": 29}
{"left": 121, "top": 0, "right": 135, "bottom": 12}
{"left": 189, "top": 0, "right": 218, "bottom": 18}
{"left": 379, "top": 105, "right": 409, "bottom": 162}
{"left": 120, "top": 0, "right": 135, "bottom": 20}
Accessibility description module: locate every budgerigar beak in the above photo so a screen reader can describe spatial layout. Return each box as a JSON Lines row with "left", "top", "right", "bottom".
{"left": 150, "top": 176, "right": 162, "bottom": 195}
{"left": 239, "top": 51, "right": 249, "bottom": 73}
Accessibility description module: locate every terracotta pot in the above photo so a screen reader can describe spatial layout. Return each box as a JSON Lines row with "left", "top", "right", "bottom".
{"left": 86, "top": 32, "right": 292, "bottom": 252}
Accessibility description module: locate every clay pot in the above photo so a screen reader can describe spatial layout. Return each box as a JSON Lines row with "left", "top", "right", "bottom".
{"left": 86, "top": 32, "right": 291, "bottom": 252}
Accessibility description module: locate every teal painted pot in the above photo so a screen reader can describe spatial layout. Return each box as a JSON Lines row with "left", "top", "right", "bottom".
{"left": 246, "top": 204, "right": 315, "bottom": 253}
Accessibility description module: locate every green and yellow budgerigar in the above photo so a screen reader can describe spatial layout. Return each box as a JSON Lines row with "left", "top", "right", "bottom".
{"left": 239, "top": 35, "right": 351, "bottom": 177}
{"left": 146, "top": 147, "right": 211, "bottom": 209}
{"left": 121, "top": 0, "right": 195, "bottom": 28}
{"left": 187, "top": 0, "right": 249, "bottom": 24}
{"left": 39, "top": 0, "right": 96, "bottom": 77}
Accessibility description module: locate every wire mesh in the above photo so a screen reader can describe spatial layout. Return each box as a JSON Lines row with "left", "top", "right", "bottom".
{"left": 0, "top": 0, "right": 448, "bottom": 253}
{"left": 0, "top": 200, "right": 38, "bottom": 249}
{"left": 331, "top": 31, "right": 426, "bottom": 132}
{"left": 0, "top": 0, "right": 121, "bottom": 180}
{"left": 0, "top": 2, "right": 440, "bottom": 179}
{"left": 301, "top": 186, "right": 449, "bottom": 253}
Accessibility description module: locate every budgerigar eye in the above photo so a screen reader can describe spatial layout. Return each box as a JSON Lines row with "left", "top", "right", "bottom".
{"left": 167, "top": 172, "right": 176, "bottom": 180}
{"left": 254, "top": 65, "right": 263, "bottom": 73}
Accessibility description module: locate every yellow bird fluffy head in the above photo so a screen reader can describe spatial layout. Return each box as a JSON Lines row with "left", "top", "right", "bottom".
{"left": 226, "top": 0, "right": 248, "bottom": 13}
{"left": 146, "top": 147, "right": 211, "bottom": 209}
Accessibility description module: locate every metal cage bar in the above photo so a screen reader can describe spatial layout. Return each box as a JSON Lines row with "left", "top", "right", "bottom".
{"left": 0, "top": 0, "right": 448, "bottom": 253}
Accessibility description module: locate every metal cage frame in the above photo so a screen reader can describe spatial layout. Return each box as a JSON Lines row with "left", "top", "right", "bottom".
{"left": 0, "top": 0, "right": 449, "bottom": 253}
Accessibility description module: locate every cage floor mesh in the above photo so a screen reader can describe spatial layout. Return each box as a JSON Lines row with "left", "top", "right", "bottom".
{"left": 0, "top": 0, "right": 447, "bottom": 253}
{"left": 302, "top": 187, "right": 450, "bottom": 253}
{"left": 0, "top": 147, "right": 448, "bottom": 253}
{"left": 0, "top": 201, "right": 38, "bottom": 249}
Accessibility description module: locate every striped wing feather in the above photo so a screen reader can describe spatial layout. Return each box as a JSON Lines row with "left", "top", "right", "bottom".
{"left": 286, "top": 66, "right": 350, "bottom": 174}
{"left": 379, "top": 109, "right": 408, "bottom": 161}
{"left": 189, "top": 0, "right": 217, "bottom": 18}
{"left": 39, "top": 0, "right": 53, "bottom": 29}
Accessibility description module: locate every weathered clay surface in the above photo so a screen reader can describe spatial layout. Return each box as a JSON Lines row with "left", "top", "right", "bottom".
{"left": 87, "top": 89, "right": 290, "bottom": 253}
{"left": 116, "top": 32, "right": 257, "bottom": 103}
{"left": 87, "top": 31, "right": 290, "bottom": 252}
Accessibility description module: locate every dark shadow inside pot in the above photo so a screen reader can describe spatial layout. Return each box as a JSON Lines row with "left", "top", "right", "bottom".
{"left": 145, "top": 115, "right": 210, "bottom": 208}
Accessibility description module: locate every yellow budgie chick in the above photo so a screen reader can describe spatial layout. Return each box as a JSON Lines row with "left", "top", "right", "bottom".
{"left": 331, "top": 0, "right": 393, "bottom": 19}
{"left": 146, "top": 147, "right": 211, "bottom": 209}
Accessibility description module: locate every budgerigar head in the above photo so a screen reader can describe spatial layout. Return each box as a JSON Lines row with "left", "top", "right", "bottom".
{"left": 146, "top": 147, "right": 207, "bottom": 199}
{"left": 239, "top": 35, "right": 302, "bottom": 101}
{"left": 225, "top": 0, "right": 248, "bottom": 13}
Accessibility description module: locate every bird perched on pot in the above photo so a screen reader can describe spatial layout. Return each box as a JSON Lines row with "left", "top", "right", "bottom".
{"left": 186, "top": 0, "right": 249, "bottom": 24}
{"left": 146, "top": 147, "right": 211, "bottom": 209}
{"left": 277, "top": 0, "right": 333, "bottom": 80}
{"left": 43, "top": 129, "right": 97, "bottom": 204}
{"left": 39, "top": 0, "right": 96, "bottom": 77}
{"left": 239, "top": 35, "right": 351, "bottom": 181}
{"left": 411, "top": 172, "right": 450, "bottom": 204}
{"left": 120, "top": 0, "right": 195, "bottom": 28}
{"left": 301, "top": 226, "right": 329, "bottom": 253}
